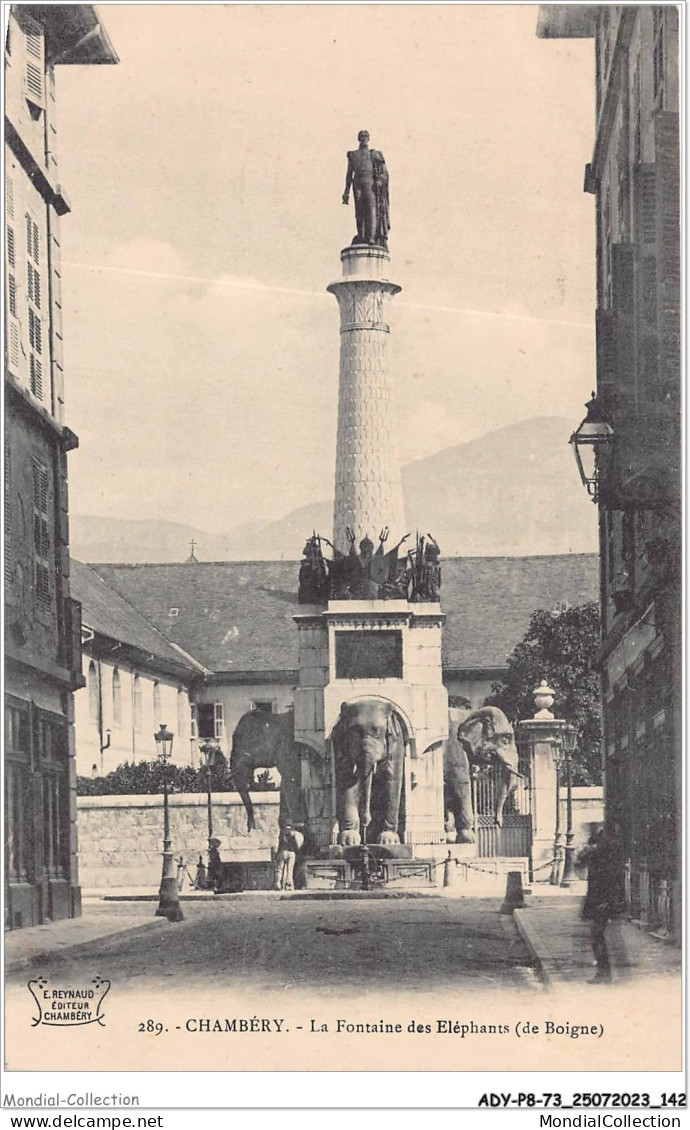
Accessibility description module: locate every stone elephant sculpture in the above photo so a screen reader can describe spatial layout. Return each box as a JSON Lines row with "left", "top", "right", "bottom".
{"left": 230, "top": 709, "right": 315, "bottom": 833}
{"left": 443, "top": 710, "right": 475, "bottom": 844}
{"left": 331, "top": 698, "right": 405, "bottom": 846}
{"left": 456, "top": 706, "right": 522, "bottom": 828}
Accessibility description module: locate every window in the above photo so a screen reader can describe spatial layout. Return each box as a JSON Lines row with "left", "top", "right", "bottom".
{"left": 153, "top": 681, "right": 161, "bottom": 723}
{"left": 88, "top": 661, "right": 99, "bottom": 724}
{"left": 112, "top": 668, "right": 122, "bottom": 728}
{"left": 31, "top": 458, "right": 50, "bottom": 614}
{"left": 133, "top": 675, "right": 143, "bottom": 732}
{"left": 196, "top": 702, "right": 224, "bottom": 740}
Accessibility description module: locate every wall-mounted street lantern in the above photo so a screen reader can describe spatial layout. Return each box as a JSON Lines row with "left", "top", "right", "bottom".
{"left": 154, "top": 722, "right": 184, "bottom": 922}
{"left": 569, "top": 392, "right": 614, "bottom": 502}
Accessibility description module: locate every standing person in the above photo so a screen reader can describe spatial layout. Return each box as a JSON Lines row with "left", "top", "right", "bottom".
{"left": 273, "top": 826, "right": 304, "bottom": 891}
{"left": 579, "top": 826, "right": 623, "bottom": 984}
{"left": 207, "top": 837, "right": 222, "bottom": 892}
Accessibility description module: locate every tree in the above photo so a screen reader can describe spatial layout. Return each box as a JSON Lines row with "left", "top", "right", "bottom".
{"left": 486, "top": 602, "right": 602, "bottom": 785}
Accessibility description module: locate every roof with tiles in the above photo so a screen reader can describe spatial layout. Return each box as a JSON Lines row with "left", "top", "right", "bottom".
{"left": 71, "top": 559, "right": 205, "bottom": 675}
{"left": 90, "top": 555, "right": 599, "bottom": 676}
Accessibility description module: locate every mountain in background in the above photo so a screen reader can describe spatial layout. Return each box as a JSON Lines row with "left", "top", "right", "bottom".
{"left": 70, "top": 417, "right": 598, "bottom": 563}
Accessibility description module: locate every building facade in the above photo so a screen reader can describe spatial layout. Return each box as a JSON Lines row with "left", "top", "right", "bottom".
{"left": 70, "top": 561, "right": 204, "bottom": 778}
{"left": 538, "top": 6, "right": 681, "bottom": 935}
{"left": 4, "top": 7, "right": 117, "bottom": 927}
{"left": 90, "top": 554, "right": 599, "bottom": 762}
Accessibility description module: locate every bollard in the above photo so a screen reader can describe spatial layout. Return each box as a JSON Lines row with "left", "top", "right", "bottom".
{"left": 500, "top": 870, "right": 526, "bottom": 914}
{"left": 443, "top": 850, "right": 455, "bottom": 888}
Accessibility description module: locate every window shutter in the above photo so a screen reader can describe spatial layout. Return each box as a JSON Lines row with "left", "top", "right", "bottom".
{"left": 7, "top": 317, "right": 21, "bottom": 375}
{"left": 32, "top": 460, "right": 48, "bottom": 514}
{"left": 213, "top": 702, "right": 224, "bottom": 739}
{"left": 611, "top": 243, "right": 635, "bottom": 317}
{"left": 654, "top": 111, "right": 680, "bottom": 416}
{"left": 639, "top": 166, "right": 657, "bottom": 245}
{"left": 6, "top": 174, "right": 14, "bottom": 221}
{"left": 23, "top": 16, "right": 45, "bottom": 110}
{"left": 190, "top": 703, "right": 198, "bottom": 739}
{"left": 7, "top": 227, "right": 15, "bottom": 269}
{"left": 29, "top": 309, "right": 41, "bottom": 354}
{"left": 30, "top": 265, "right": 40, "bottom": 308}
{"left": 25, "top": 215, "right": 39, "bottom": 265}
{"left": 30, "top": 355, "right": 43, "bottom": 400}
{"left": 35, "top": 562, "right": 51, "bottom": 612}
{"left": 595, "top": 309, "right": 616, "bottom": 395}
{"left": 8, "top": 275, "right": 17, "bottom": 316}
{"left": 4, "top": 444, "right": 12, "bottom": 585}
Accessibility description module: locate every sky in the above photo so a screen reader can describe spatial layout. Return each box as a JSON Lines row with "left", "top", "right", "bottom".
{"left": 54, "top": 3, "right": 596, "bottom": 534}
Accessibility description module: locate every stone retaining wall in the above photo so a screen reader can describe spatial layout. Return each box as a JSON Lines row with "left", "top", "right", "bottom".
{"left": 77, "top": 787, "right": 603, "bottom": 890}
{"left": 77, "top": 792, "right": 280, "bottom": 889}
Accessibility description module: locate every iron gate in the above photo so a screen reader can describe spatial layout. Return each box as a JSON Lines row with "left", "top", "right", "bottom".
{"left": 473, "top": 761, "right": 532, "bottom": 859}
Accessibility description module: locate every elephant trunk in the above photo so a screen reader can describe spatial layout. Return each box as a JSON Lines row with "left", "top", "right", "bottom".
{"left": 359, "top": 753, "right": 376, "bottom": 839}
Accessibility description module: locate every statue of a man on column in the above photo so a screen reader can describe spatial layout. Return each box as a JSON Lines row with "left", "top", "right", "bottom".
{"left": 342, "top": 130, "right": 390, "bottom": 249}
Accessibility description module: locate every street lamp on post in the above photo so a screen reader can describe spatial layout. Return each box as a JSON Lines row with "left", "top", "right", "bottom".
{"left": 550, "top": 752, "right": 563, "bottom": 886}
{"left": 154, "top": 723, "right": 184, "bottom": 922}
{"left": 569, "top": 392, "right": 614, "bottom": 502}
{"left": 553, "top": 724, "right": 579, "bottom": 888}
{"left": 199, "top": 738, "right": 220, "bottom": 842}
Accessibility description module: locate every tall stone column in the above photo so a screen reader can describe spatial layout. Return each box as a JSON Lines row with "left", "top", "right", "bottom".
{"left": 327, "top": 245, "right": 405, "bottom": 554}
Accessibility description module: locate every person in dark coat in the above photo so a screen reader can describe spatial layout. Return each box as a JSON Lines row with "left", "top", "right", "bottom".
{"left": 578, "top": 826, "right": 624, "bottom": 983}
{"left": 207, "top": 838, "right": 222, "bottom": 891}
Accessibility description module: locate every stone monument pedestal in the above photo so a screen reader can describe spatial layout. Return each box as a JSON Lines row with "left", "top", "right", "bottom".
{"left": 294, "top": 600, "right": 448, "bottom": 860}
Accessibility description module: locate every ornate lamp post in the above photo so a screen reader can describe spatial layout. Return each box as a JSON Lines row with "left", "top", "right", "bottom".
{"left": 154, "top": 723, "right": 184, "bottom": 922}
{"left": 553, "top": 723, "right": 579, "bottom": 888}
{"left": 198, "top": 738, "right": 220, "bottom": 842}
{"left": 550, "top": 754, "right": 563, "bottom": 887}
{"left": 569, "top": 392, "right": 614, "bottom": 502}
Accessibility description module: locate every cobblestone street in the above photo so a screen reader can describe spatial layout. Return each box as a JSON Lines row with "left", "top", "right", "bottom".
{"left": 6, "top": 894, "right": 542, "bottom": 998}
